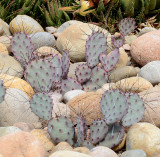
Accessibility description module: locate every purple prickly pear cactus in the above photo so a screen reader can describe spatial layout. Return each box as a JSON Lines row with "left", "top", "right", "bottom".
{"left": 24, "top": 59, "right": 54, "bottom": 92}
{"left": 0, "top": 79, "right": 5, "bottom": 103}
{"left": 122, "top": 93, "right": 145, "bottom": 127}
{"left": 99, "top": 48, "right": 120, "bottom": 72}
{"left": 48, "top": 116, "right": 75, "bottom": 146}
{"left": 99, "top": 122, "right": 125, "bottom": 148}
{"left": 61, "top": 50, "right": 70, "bottom": 79}
{"left": 111, "top": 35, "right": 125, "bottom": 48}
{"left": 30, "top": 92, "right": 54, "bottom": 121}
{"left": 85, "top": 31, "right": 107, "bottom": 68}
{"left": 100, "top": 89, "right": 129, "bottom": 124}
{"left": 119, "top": 18, "right": 136, "bottom": 36}
{"left": 75, "top": 63, "right": 92, "bottom": 84}
{"left": 10, "top": 32, "right": 34, "bottom": 66}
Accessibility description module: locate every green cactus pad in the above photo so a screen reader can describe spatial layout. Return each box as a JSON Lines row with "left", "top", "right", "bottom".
{"left": 24, "top": 59, "right": 54, "bottom": 92}
{"left": 85, "top": 31, "right": 107, "bottom": 68}
{"left": 99, "top": 48, "right": 120, "bottom": 72}
{"left": 48, "top": 116, "right": 75, "bottom": 146}
{"left": 122, "top": 93, "right": 145, "bottom": 127}
{"left": 10, "top": 32, "right": 34, "bottom": 66}
{"left": 75, "top": 63, "right": 92, "bottom": 84}
{"left": 30, "top": 92, "right": 53, "bottom": 121}
{"left": 99, "top": 122, "right": 125, "bottom": 148}
{"left": 100, "top": 89, "right": 129, "bottom": 124}
{"left": 83, "top": 66, "right": 108, "bottom": 91}
{"left": 90, "top": 119, "right": 108, "bottom": 145}
{"left": 83, "top": 140, "right": 94, "bottom": 150}
{"left": 119, "top": 18, "right": 136, "bottom": 36}
{"left": 0, "top": 79, "right": 5, "bottom": 103}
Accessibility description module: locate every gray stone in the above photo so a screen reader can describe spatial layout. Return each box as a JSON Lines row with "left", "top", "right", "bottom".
{"left": 137, "top": 27, "right": 157, "bottom": 37}
{"left": 138, "top": 61, "right": 160, "bottom": 84}
{"left": 0, "top": 126, "right": 22, "bottom": 137}
{"left": 109, "top": 66, "right": 140, "bottom": 82}
{"left": 63, "top": 90, "right": 86, "bottom": 103}
{"left": 0, "top": 88, "right": 39, "bottom": 126}
{"left": 30, "top": 32, "right": 56, "bottom": 51}
{"left": 121, "top": 150, "right": 146, "bottom": 157}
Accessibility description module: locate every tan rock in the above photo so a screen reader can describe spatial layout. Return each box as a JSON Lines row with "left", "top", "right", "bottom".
{"left": 115, "top": 47, "right": 130, "bottom": 68}
{"left": 0, "top": 43, "right": 8, "bottom": 55}
{"left": 113, "top": 77, "right": 153, "bottom": 93}
{"left": 56, "top": 23, "right": 112, "bottom": 62}
{"left": 67, "top": 92, "right": 103, "bottom": 125}
{"left": 0, "top": 74, "right": 34, "bottom": 98}
{"left": 13, "top": 122, "right": 34, "bottom": 132}
{"left": 74, "top": 147, "right": 90, "bottom": 154}
{"left": 125, "top": 35, "right": 137, "bottom": 45}
{"left": 51, "top": 142, "right": 73, "bottom": 154}
{"left": 126, "top": 122, "right": 160, "bottom": 157}
{"left": 9, "top": 15, "right": 44, "bottom": 35}
{"left": 31, "top": 129, "right": 54, "bottom": 151}
{"left": 131, "top": 30, "right": 160, "bottom": 66}
{"left": 96, "top": 83, "right": 115, "bottom": 94}
{"left": 139, "top": 85, "right": 160, "bottom": 127}
{"left": 0, "top": 19, "right": 11, "bottom": 36}
{"left": 0, "top": 36, "right": 11, "bottom": 52}
{"left": 0, "top": 131, "right": 46, "bottom": 157}
{"left": 109, "top": 66, "right": 140, "bottom": 82}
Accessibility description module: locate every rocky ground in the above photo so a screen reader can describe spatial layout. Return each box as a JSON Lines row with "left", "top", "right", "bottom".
{"left": 0, "top": 15, "right": 160, "bottom": 157}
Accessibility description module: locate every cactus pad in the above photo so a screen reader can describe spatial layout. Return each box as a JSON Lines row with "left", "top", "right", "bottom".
{"left": 100, "top": 89, "right": 128, "bottom": 124}
{"left": 85, "top": 31, "right": 107, "bottom": 68}
{"left": 75, "top": 63, "right": 92, "bottom": 84}
{"left": 99, "top": 48, "right": 120, "bottom": 72}
{"left": 119, "top": 18, "right": 136, "bottom": 36}
{"left": 90, "top": 119, "right": 108, "bottom": 145}
{"left": 48, "top": 116, "right": 75, "bottom": 146}
{"left": 0, "top": 79, "right": 5, "bottom": 103}
{"left": 111, "top": 35, "right": 125, "bottom": 48}
{"left": 11, "top": 32, "right": 34, "bottom": 66}
{"left": 83, "top": 66, "right": 108, "bottom": 91}
{"left": 83, "top": 140, "right": 94, "bottom": 150}
{"left": 58, "top": 78, "right": 82, "bottom": 95}
{"left": 61, "top": 50, "right": 70, "bottom": 79}
{"left": 30, "top": 92, "right": 53, "bottom": 121}
{"left": 24, "top": 59, "right": 54, "bottom": 92}
{"left": 122, "top": 93, "right": 145, "bottom": 127}
{"left": 99, "top": 122, "right": 125, "bottom": 148}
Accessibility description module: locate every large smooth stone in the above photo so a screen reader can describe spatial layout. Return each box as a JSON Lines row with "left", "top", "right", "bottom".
{"left": 0, "top": 54, "right": 24, "bottom": 78}
{"left": 131, "top": 30, "right": 160, "bottom": 66}
{"left": 126, "top": 122, "right": 160, "bottom": 157}
{"left": 90, "top": 146, "right": 118, "bottom": 157}
{"left": 0, "top": 131, "right": 46, "bottom": 157}
{"left": 0, "top": 88, "right": 39, "bottom": 127}
{"left": 137, "top": 27, "right": 157, "bottom": 37}
{"left": 0, "top": 19, "right": 11, "bottom": 36}
{"left": 49, "top": 150, "right": 92, "bottom": 157}
{"left": 56, "top": 23, "right": 112, "bottom": 62}
{"left": 138, "top": 61, "right": 160, "bottom": 84}
{"left": 109, "top": 66, "right": 140, "bottom": 82}
{"left": 67, "top": 92, "right": 103, "bottom": 125}
{"left": 121, "top": 150, "right": 146, "bottom": 157}
{"left": 29, "top": 32, "right": 56, "bottom": 50}
{"left": 139, "top": 84, "right": 160, "bottom": 127}
{"left": 9, "top": 15, "right": 44, "bottom": 34}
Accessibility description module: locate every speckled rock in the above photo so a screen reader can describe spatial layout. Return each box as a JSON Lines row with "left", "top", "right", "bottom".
{"left": 63, "top": 90, "right": 86, "bottom": 103}
{"left": 0, "top": 54, "right": 24, "bottom": 78}
{"left": 0, "top": 131, "right": 46, "bottom": 157}
{"left": 31, "top": 129, "right": 54, "bottom": 151}
{"left": 109, "top": 66, "right": 140, "bottom": 82}
{"left": 113, "top": 77, "right": 153, "bottom": 92}
{"left": 0, "top": 88, "right": 39, "bottom": 126}
{"left": 9, "top": 15, "right": 44, "bottom": 34}
{"left": 67, "top": 92, "right": 103, "bottom": 125}
{"left": 121, "top": 149, "right": 146, "bottom": 157}
{"left": 131, "top": 30, "right": 160, "bottom": 66}
{"left": 0, "top": 19, "right": 11, "bottom": 36}
{"left": 90, "top": 146, "right": 118, "bottom": 157}
{"left": 138, "top": 61, "right": 160, "bottom": 84}
{"left": 49, "top": 150, "right": 92, "bottom": 157}
{"left": 0, "top": 43, "right": 8, "bottom": 55}
{"left": 126, "top": 122, "right": 160, "bottom": 157}
{"left": 56, "top": 23, "right": 112, "bottom": 62}
{"left": 13, "top": 122, "right": 34, "bottom": 132}
{"left": 0, "top": 126, "right": 21, "bottom": 137}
